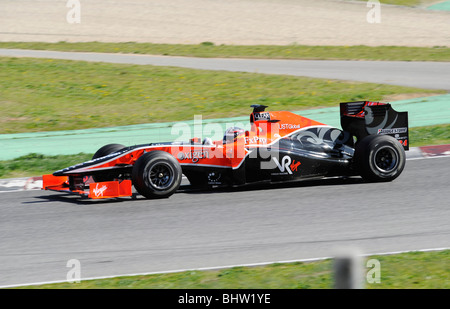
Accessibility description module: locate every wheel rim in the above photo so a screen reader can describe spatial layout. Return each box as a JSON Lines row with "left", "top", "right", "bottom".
{"left": 373, "top": 146, "right": 398, "bottom": 173}
{"left": 148, "top": 162, "right": 174, "bottom": 190}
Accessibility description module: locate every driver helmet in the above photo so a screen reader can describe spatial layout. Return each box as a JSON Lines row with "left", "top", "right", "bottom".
{"left": 223, "top": 126, "right": 245, "bottom": 143}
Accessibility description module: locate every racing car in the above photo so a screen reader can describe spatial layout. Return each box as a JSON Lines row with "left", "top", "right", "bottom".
{"left": 42, "top": 101, "right": 409, "bottom": 199}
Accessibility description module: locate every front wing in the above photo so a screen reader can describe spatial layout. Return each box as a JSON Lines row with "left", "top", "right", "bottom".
{"left": 42, "top": 174, "right": 133, "bottom": 199}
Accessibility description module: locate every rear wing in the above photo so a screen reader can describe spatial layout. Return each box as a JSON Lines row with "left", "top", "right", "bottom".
{"left": 340, "top": 101, "right": 409, "bottom": 150}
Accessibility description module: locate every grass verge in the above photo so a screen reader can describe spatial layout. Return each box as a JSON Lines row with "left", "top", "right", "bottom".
{"left": 409, "top": 123, "right": 450, "bottom": 146}
{"left": 0, "top": 57, "right": 444, "bottom": 133}
{"left": 13, "top": 249, "right": 449, "bottom": 289}
{"left": 0, "top": 124, "right": 448, "bottom": 179}
{"left": 0, "top": 42, "right": 449, "bottom": 62}
{"left": 0, "top": 153, "right": 93, "bottom": 179}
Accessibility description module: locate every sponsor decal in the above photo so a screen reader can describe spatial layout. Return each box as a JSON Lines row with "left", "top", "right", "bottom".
{"left": 272, "top": 156, "right": 301, "bottom": 175}
{"left": 207, "top": 172, "right": 222, "bottom": 185}
{"left": 93, "top": 183, "right": 108, "bottom": 198}
{"left": 290, "top": 160, "right": 301, "bottom": 172}
{"left": 254, "top": 112, "right": 271, "bottom": 121}
{"left": 398, "top": 139, "right": 408, "bottom": 147}
{"left": 377, "top": 127, "right": 407, "bottom": 135}
{"left": 279, "top": 123, "right": 301, "bottom": 130}
{"left": 177, "top": 150, "right": 209, "bottom": 163}
{"left": 245, "top": 136, "right": 267, "bottom": 144}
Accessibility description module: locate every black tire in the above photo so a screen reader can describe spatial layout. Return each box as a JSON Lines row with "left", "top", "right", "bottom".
{"left": 92, "top": 144, "right": 126, "bottom": 160}
{"left": 92, "top": 143, "right": 126, "bottom": 182}
{"left": 132, "top": 151, "right": 182, "bottom": 199}
{"left": 354, "top": 135, "right": 405, "bottom": 182}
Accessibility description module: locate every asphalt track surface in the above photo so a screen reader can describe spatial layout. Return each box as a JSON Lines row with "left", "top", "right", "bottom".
{"left": 0, "top": 49, "right": 450, "bottom": 90}
{"left": 0, "top": 156, "right": 449, "bottom": 287}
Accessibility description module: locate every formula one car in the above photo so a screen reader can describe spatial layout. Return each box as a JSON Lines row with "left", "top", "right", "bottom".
{"left": 42, "top": 102, "right": 409, "bottom": 199}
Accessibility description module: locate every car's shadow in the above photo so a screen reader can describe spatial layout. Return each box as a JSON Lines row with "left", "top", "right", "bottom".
{"left": 26, "top": 191, "right": 140, "bottom": 205}
{"left": 178, "top": 176, "right": 365, "bottom": 195}
{"left": 31, "top": 176, "right": 365, "bottom": 205}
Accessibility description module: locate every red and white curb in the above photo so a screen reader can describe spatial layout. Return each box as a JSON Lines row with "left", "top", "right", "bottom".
{"left": 1, "top": 145, "right": 449, "bottom": 193}
{"left": 409, "top": 144, "right": 450, "bottom": 159}
{"left": 0, "top": 176, "right": 43, "bottom": 192}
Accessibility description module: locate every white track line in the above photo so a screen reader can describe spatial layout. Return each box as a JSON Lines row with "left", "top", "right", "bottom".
{"left": 1, "top": 247, "right": 448, "bottom": 289}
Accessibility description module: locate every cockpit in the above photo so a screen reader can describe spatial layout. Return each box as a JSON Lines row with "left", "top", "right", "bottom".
{"left": 222, "top": 126, "right": 245, "bottom": 144}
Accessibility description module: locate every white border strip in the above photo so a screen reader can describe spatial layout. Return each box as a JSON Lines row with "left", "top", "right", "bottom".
{"left": 1, "top": 247, "right": 448, "bottom": 289}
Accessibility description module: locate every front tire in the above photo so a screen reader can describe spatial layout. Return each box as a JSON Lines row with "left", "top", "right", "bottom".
{"left": 354, "top": 135, "right": 406, "bottom": 182}
{"left": 92, "top": 144, "right": 126, "bottom": 161}
{"left": 92, "top": 143, "right": 126, "bottom": 182}
{"left": 132, "top": 151, "right": 182, "bottom": 199}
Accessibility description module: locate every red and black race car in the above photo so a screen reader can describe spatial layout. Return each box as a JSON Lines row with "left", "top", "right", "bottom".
{"left": 42, "top": 102, "right": 409, "bottom": 199}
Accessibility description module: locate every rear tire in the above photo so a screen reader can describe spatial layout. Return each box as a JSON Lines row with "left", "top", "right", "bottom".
{"left": 354, "top": 135, "right": 405, "bottom": 182}
{"left": 92, "top": 143, "right": 126, "bottom": 182}
{"left": 132, "top": 151, "right": 182, "bottom": 199}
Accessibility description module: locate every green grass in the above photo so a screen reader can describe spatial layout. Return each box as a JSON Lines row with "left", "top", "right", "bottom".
{"left": 0, "top": 153, "right": 93, "bottom": 179}
{"left": 0, "top": 42, "right": 449, "bottom": 62}
{"left": 14, "top": 250, "right": 449, "bottom": 289}
{"left": 0, "top": 124, "right": 448, "bottom": 179}
{"left": 0, "top": 57, "right": 444, "bottom": 134}
{"left": 410, "top": 124, "right": 450, "bottom": 146}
